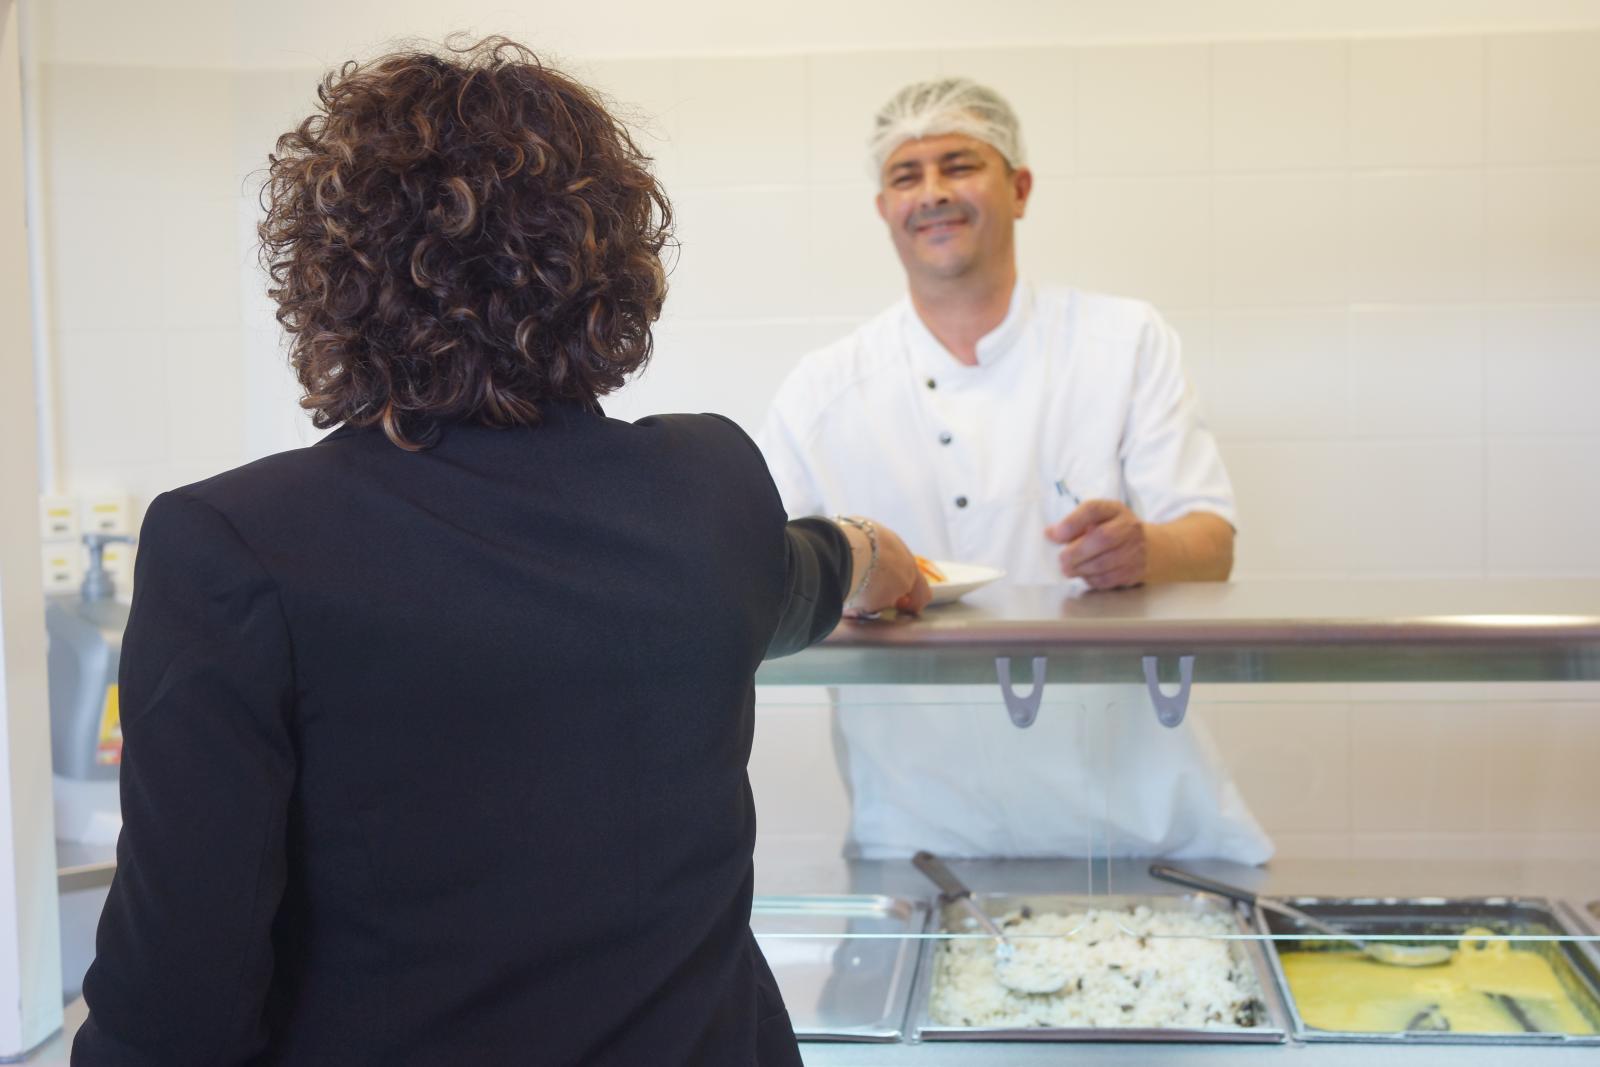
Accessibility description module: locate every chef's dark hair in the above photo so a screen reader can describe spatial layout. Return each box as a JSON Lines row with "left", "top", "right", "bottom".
{"left": 258, "top": 36, "right": 673, "bottom": 450}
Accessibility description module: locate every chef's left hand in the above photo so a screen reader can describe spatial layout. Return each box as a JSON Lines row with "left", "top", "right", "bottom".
{"left": 1046, "top": 499, "right": 1147, "bottom": 589}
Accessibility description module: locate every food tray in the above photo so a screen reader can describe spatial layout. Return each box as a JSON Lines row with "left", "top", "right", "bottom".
{"left": 750, "top": 894, "right": 927, "bottom": 1042}
{"left": 906, "top": 892, "right": 1289, "bottom": 1043}
{"left": 1258, "top": 896, "right": 1600, "bottom": 1045}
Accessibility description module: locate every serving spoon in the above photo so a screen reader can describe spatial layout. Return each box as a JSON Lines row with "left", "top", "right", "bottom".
{"left": 913, "top": 850, "right": 1072, "bottom": 995}
{"left": 1149, "top": 864, "right": 1453, "bottom": 967}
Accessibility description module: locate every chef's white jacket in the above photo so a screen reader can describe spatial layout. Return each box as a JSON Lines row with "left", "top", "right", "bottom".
{"left": 758, "top": 282, "right": 1274, "bottom": 864}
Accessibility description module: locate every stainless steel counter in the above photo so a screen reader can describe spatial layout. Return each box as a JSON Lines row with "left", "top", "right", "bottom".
{"left": 56, "top": 839, "right": 116, "bottom": 893}
{"left": 802, "top": 1041, "right": 1600, "bottom": 1064}
{"left": 29, "top": 857, "right": 1600, "bottom": 1063}
{"left": 35, "top": 997, "right": 1600, "bottom": 1066}
{"left": 31, "top": 581, "right": 1600, "bottom": 1061}
{"left": 755, "top": 579, "right": 1600, "bottom": 685}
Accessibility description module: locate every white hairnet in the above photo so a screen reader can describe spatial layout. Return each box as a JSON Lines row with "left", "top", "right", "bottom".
{"left": 868, "top": 78, "right": 1026, "bottom": 178}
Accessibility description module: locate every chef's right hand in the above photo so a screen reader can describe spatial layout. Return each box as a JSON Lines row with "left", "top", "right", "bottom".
{"left": 840, "top": 520, "right": 932, "bottom": 617}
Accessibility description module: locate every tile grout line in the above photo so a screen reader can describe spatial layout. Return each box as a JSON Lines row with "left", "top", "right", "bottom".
{"left": 1479, "top": 34, "right": 1491, "bottom": 579}
{"left": 1340, "top": 37, "right": 1354, "bottom": 456}
{"left": 1205, "top": 41, "right": 1216, "bottom": 316}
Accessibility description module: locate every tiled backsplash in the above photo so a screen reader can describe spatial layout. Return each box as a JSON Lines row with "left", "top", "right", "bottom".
{"left": 751, "top": 686, "right": 1600, "bottom": 862}
{"left": 31, "top": 28, "right": 1600, "bottom": 861}
{"left": 582, "top": 33, "right": 1600, "bottom": 585}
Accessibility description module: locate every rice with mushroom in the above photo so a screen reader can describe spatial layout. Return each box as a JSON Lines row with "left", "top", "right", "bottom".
{"left": 930, "top": 904, "right": 1268, "bottom": 1030}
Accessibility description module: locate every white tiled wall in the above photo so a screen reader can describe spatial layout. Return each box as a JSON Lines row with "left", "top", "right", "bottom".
{"left": 1351, "top": 36, "right": 1485, "bottom": 167}
{"left": 1347, "top": 307, "right": 1482, "bottom": 436}
{"left": 1204, "top": 692, "right": 1600, "bottom": 861}
{"left": 1212, "top": 40, "right": 1346, "bottom": 172}
{"left": 1078, "top": 45, "right": 1212, "bottom": 174}
{"left": 29, "top": 26, "right": 1600, "bottom": 864}
{"left": 1069, "top": 177, "right": 1212, "bottom": 310}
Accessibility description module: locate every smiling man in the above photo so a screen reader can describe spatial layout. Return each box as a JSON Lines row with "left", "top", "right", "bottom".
{"left": 757, "top": 79, "right": 1271, "bottom": 863}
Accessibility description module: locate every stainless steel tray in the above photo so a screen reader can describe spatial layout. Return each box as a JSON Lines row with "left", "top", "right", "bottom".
{"left": 906, "top": 892, "right": 1289, "bottom": 1043}
{"left": 750, "top": 894, "right": 927, "bottom": 1042}
{"left": 1258, "top": 896, "right": 1600, "bottom": 1045}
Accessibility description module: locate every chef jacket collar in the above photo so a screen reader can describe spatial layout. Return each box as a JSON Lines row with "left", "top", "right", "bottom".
{"left": 904, "top": 280, "right": 1033, "bottom": 384}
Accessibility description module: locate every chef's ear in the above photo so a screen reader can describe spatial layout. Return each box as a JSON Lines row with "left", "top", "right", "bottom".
{"left": 1012, "top": 167, "right": 1033, "bottom": 219}
{"left": 875, "top": 189, "right": 889, "bottom": 222}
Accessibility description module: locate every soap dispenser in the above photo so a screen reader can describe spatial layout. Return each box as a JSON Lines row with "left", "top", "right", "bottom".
{"left": 46, "top": 532, "right": 134, "bottom": 843}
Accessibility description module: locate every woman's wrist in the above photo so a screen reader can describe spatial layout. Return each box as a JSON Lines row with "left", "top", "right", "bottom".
{"left": 834, "top": 515, "right": 879, "bottom": 608}
{"left": 837, "top": 524, "right": 870, "bottom": 599}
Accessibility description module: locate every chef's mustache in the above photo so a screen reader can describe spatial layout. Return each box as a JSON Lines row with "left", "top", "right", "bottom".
{"left": 908, "top": 205, "right": 972, "bottom": 232}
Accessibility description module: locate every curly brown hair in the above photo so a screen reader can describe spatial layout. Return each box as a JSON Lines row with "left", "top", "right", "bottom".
{"left": 258, "top": 37, "right": 672, "bottom": 449}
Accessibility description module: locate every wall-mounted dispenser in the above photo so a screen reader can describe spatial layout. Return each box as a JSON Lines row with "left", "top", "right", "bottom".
{"left": 46, "top": 532, "right": 134, "bottom": 844}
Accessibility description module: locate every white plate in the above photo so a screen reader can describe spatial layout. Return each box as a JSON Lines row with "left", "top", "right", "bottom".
{"left": 924, "top": 560, "right": 1006, "bottom": 605}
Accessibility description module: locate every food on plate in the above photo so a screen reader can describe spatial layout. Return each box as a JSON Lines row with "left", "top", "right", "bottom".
{"left": 915, "top": 555, "right": 947, "bottom": 583}
{"left": 1280, "top": 929, "right": 1597, "bottom": 1035}
{"left": 930, "top": 905, "right": 1268, "bottom": 1030}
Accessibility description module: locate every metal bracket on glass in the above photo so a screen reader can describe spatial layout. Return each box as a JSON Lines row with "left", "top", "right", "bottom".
{"left": 994, "top": 656, "right": 1047, "bottom": 728}
{"left": 1142, "top": 655, "right": 1195, "bottom": 728}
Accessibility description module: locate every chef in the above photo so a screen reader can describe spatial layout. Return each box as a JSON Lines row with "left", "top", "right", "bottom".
{"left": 757, "top": 78, "right": 1273, "bottom": 864}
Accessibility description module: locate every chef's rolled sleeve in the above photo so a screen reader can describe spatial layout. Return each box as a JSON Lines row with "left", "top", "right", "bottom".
{"left": 1120, "top": 309, "right": 1239, "bottom": 530}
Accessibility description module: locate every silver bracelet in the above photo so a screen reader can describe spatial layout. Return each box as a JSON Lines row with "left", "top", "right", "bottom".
{"left": 834, "top": 515, "right": 879, "bottom": 608}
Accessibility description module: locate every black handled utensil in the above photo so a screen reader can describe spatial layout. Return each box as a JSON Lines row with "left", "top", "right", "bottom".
{"left": 912, "top": 850, "right": 1071, "bottom": 995}
{"left": 1148, "top": 864, "right": 1452, "bottom": 967}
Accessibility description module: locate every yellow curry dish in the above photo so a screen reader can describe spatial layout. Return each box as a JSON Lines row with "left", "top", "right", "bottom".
{"left": 1280, "top": 930, "right": 1598, "bottom": 1036}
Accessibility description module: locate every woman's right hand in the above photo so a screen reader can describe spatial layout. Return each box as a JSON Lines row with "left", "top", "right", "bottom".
{"left": 838, "top": 518, "right": 933, "bottom": 617}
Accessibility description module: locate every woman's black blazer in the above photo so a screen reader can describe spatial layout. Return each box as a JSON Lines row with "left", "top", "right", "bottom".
{"left": 73, "top": 404, "right": 850, "bottom": 1066}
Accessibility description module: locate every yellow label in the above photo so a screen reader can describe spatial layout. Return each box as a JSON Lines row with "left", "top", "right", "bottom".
{"left": 96, "top": 684, "right": 123, "bottom": 766}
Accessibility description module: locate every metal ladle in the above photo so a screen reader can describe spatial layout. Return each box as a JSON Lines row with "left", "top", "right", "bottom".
{"left": 913, "top": 851, "right": 1072, "bottom": 995}
{"left": 1149, "top": 864, "right": 1453, "bottom": 967}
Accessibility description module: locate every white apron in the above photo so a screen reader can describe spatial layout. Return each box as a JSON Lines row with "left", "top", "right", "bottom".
{"left": 759, "top": 283, "right": 1274, "bottom": 864}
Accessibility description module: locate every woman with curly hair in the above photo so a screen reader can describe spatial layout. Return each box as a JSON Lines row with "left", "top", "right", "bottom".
{"left": 73, "top": 38, "right": 929, "bottom": 1066}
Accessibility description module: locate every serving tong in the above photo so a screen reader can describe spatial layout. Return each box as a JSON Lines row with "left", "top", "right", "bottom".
{"left": 1148, "top": 864, "right": 1454, "bottom": 967}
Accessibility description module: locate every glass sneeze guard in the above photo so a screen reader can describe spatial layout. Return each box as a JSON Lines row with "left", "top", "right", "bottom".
{"left": 750, "top": 580, "right": 1600, "bottom": 1046}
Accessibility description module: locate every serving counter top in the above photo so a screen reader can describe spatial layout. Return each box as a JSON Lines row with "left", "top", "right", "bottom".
{"left": 801, "top": 1040, "right": 1600, "bottom": 1064}
{"left": 755, "top": 579, "right": 1600, "bottom": 685}
{"left": 33, "top": 1008, "right": 1600, "bottom": 1066}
